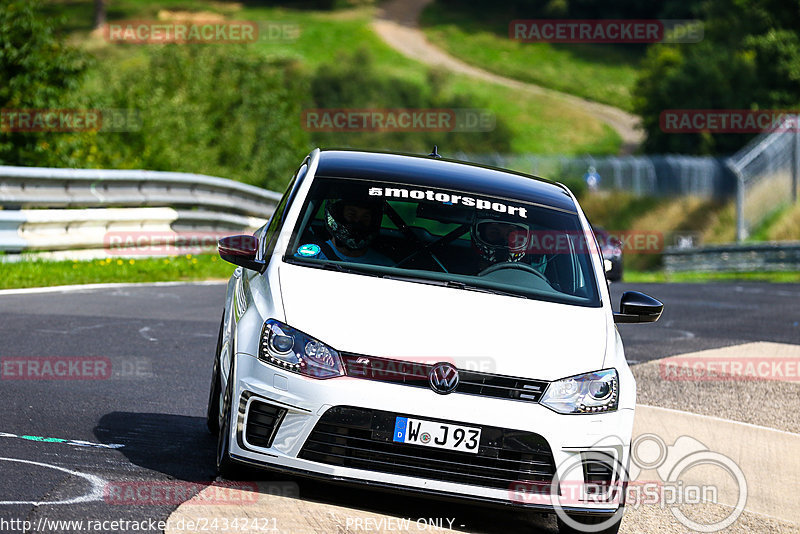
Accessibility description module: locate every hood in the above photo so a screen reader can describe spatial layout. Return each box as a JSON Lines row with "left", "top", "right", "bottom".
{"left": 277, "top": 263, "right": 608, "bottom": 381}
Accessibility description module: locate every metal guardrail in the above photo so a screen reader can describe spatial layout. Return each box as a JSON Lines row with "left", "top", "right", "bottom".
{"left": 0, "top": 165, "right": 281, "bottom": 215}
{"left": 0, "top": 166, "right": 281, "bottom": 257}
{"left": 664, "top": 242, "right": 800, "bottom": 272}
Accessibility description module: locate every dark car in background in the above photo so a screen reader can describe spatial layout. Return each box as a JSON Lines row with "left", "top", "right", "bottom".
{"left": 593, "top": 227, "right": 623, "bottom": 281}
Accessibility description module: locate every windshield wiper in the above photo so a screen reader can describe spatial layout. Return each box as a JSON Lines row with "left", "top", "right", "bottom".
{"left": 318, "top": 261, "right": 346, "bottom": 272}
{"left": 380, "top": 273, "right": 449, "bottom": 286}
{"left": 286, "top": 258, "right": 381, "bottom": 277}
{"left": 380, "top": 274, "right": 527, "bottom": 299}
{"left": 445, "top": 281, "right": 527, "bottom": 299}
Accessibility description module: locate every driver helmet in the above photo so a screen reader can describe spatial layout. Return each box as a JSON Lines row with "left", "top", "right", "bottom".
{"left": 324, "top": 198, "right": 383, "bottom": 250}
{"left": 471, "top": 216, "right": 530, "bottom": 263}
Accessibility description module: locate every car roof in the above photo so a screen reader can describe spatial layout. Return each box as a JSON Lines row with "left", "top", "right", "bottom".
{"left": 315, "top": 149, "right": 577, "bottom": 213}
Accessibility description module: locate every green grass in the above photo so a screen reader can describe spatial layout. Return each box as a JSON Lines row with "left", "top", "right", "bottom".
{"left": 419, "top": 1, "right": 641, "bottom": 112}
{"left": 51, "top": 0, "right": 621, "bottom": 155}
{"left": 748, "top": 204, "right": 794, "bottom": 242}
{"left": 0, "top": 254, "right": 233, "bottom": 290}
{"left": 624, "top": 270, "right": 800, "bottom": 283}
{"left": 250, "top": 5, "right": 621, "bottom": 153}
{"left": 5, "top": 256, "right": 797, "bottom": 291}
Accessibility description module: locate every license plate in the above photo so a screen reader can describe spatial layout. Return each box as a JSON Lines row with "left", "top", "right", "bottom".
{"left": 393, "top": 417, "right": 481, "bottom": 454}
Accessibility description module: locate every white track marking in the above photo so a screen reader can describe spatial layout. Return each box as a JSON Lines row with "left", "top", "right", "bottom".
{"left": 638, "top": 404, "right": 800, "bottom": 437}
{"left": 138, "top": 326, "right": 158, "bottom": 342}
{"left": 0, "top": 457, "right": 107, "bottom": 505}
{"left": 0, "top": 280, "right": 225, "bottom": 296}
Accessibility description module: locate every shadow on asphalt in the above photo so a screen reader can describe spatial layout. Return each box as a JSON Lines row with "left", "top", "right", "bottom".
{"left": 94, "top": 412, "right": 217, "bottom": 481}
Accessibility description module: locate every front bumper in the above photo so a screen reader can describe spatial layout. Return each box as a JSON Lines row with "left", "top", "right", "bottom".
{"left": 228, "top": 353, "right": 634, "bottom": 514}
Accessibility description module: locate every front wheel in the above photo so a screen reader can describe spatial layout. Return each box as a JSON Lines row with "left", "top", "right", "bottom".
{"left": 206, "top": 312, "right": 224, "bottom": 435}
{"left": 216, "top": 352, "right": 241, "bottom": 479}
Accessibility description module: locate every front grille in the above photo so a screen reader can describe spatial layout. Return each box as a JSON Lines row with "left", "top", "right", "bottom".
{"left": 341, "top": 353, "right": 548, "bottom": 403}
{"left": 244, "top": 400, "right": 287, "bottom": 449}
{"left": 299, "top": 406, "right": 556, "bottom": 491}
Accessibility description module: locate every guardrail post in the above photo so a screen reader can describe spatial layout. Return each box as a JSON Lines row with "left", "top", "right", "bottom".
{"left": 793, "top": 120, "right": 799, "bottom": 203}
{"left": 736, "top": 170, "right": 746, "bottom": 242}
{"left": 0, "top": 210, "right": 27, "bottom": 253}
{"left": 726, "top": 160, "right": 747, "bottom": 242}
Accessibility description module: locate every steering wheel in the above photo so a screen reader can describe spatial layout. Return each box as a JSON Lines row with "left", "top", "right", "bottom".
{"left": 477, "top": 261, "right": 549, "bottom": 281}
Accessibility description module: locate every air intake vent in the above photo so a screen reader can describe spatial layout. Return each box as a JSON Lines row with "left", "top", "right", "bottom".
{"left": 245, "top": 400, "right": 287, "bottom": 449}
{"left": 581, "top": 450, "right": 617, "bottom": 497}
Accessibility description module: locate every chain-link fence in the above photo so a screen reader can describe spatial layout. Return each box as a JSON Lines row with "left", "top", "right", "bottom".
{"left": 452, "top": 153, "right": 735, "bottom": 200}
{"left": 726, "top": 116, "right": 800, "bottom": 241}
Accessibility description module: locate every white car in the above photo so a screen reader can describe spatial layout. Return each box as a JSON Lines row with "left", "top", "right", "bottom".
{"left": 207, "top": 148, "right": 663, "bottom": 534}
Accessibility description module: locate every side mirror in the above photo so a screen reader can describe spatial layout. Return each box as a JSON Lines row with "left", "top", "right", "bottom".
{"left": 218, "top": 235, "right": 265, "bottom": 272}
{"left": 614, "top": 291, "right": 663, "bottom": 324}
{"left": 604, "top": 259, "right": 613, "bottom": 273}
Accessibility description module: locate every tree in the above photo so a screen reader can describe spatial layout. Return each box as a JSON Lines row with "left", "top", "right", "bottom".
{"left": 0, "top": 0, "right": 89, "bottom": 166}
{"left": 633, "top": 0, "right": 800, "bottom": 154}
{"left": 93, "top": 0, "right": 107, "bottom": 29}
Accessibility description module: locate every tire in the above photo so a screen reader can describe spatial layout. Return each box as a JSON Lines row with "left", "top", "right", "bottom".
{"left": 216, "top": 350, "right": 241, "bottom": 479}
{"left": 205, "top": 312, "right": 224, "bottom": 435}
{"left": 557, "top": 513, "right": 622, "bottom": 534}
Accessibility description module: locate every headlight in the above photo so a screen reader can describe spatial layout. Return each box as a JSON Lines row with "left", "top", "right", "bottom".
{"left": 259, "top": 320, "right": 344, "bottom": 379}
{"left": 540, "top": 369, "right": 618, "bottom": 414}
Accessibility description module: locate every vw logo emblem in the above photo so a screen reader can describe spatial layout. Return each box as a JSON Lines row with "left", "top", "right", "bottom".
{"left": 428, "top": 362, "right": 459, "bottom": 394}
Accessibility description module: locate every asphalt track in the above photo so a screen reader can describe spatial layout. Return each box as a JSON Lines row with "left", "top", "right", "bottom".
{"left": 0, "top": 280, "right": 797, "bottom": 534}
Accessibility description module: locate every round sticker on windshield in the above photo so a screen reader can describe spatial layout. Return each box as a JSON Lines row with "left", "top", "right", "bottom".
{"left": 297, "top": 244, "right": 321, "bottom": 257}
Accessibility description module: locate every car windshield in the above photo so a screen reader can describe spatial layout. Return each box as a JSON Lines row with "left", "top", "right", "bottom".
{"left": 284, "top": 177, "right": 601, "bottom": 307}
